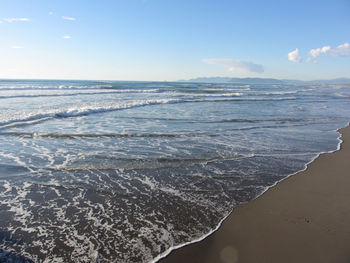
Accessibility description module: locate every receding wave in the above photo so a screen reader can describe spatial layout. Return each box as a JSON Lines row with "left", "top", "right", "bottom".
{"left": 229, "top": 122, "right": 328, "bottom": 131}
{"left": 0, "top": 154, "right": 251, "bottom": 172}
{"left": 221, "top": 117, "right": 342, "bottom": 123}
{"left": 53, "top": 154, "right": 252, "bottom": 170}
{"left": 116, "top": 116, "right": 344, "bottom": 124}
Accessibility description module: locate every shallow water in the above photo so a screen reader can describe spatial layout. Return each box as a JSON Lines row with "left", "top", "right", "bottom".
{"left": 0, "top": 80, "right": 349, "bottom": 262}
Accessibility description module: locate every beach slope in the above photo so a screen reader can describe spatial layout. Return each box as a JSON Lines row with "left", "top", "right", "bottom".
{"left": 160, "top": 125, "right": 350, "bottom": 263}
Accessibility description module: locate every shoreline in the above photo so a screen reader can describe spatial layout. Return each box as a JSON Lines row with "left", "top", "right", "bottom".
{"left": 158, "top": 124, "right": 350, "bottom": 263}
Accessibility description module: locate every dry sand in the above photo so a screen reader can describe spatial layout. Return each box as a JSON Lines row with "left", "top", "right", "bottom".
{"left": 160, "top": 125, "right": 350, "bottom": 263}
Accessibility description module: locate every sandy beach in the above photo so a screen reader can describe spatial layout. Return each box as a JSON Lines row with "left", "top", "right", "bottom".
{"left": 160, "top": 125, "right": 350, "bottom": 263}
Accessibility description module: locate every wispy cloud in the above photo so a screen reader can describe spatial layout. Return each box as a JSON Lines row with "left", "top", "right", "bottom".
{"left": 11, "top": 46, "right": 24, "bottom": 49}
{"left": 3, "top": 17, "right": 30, "bottom": 23}
{"left": 48, "top": 11, "right": 54, "bottom": 15}
{"left": 62, "top": 16, "right": 76, "bottom": 21}
{"left": 63, "top": 35, "right": 72, "bottom": 39}
{"left": 288, "top": 48, "right": 302, "bottom": 63}
{"left": 309, "top": 42, "right": 350, "bottom": 58}
{"left": 306, "top": 57, "right": 318, "bottom": 63}
{"left": 203, "top": 58, "right": 264, "bottom": 73}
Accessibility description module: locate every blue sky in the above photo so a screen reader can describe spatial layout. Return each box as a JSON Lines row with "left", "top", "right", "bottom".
{"left": 0, "top": 0, "right": 349, "bottom": 81}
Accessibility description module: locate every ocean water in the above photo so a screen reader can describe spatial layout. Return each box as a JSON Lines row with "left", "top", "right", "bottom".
{"left": 0, "top": 79, "right": 349, "bottom": 262}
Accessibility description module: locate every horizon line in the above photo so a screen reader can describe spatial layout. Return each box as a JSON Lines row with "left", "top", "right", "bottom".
{"left": 1, "top": 76, "right": 350, "bottom": 83}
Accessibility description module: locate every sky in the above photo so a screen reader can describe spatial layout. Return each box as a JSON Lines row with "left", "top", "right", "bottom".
{"left": 0, "top": 0, "right": 349, "bottom": 81}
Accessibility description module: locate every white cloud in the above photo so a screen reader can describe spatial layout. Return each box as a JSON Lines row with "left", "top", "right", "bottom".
{"left": 309, "top": 42, "right": 350, "bottom": 58}
{"left": 309, "top": 46, "right": 331, "bottom": 57}
{"left": 49, "top": 11, "right": 54, "bottom": 15}
{"left": 331, "top": 42, "right": 350, "bottom": 56}
{"left": 3, "top": 17, "right": 30, "bottom": 23}
{"left": 11, "top": 46, "right": 24, "bottom": 49}
{"left": 63, "top": 35, "right": 72, "bottom": 39}
{"left": 288, "top": 48, "right": 302, "bottom": 63}
{"left": 203, "top": 58, "right": 264, "bottom": 73}
{"left": 62, "top": 16, "right": 76, "bottom": 21}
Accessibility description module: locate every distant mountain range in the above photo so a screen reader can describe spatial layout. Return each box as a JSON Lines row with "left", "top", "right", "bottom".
{"left": 179, "top": 77, "right": 350, "bottom": 84}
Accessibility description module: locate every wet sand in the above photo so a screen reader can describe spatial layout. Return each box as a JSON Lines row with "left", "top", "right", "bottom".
{"left": 160, "top": 125, "right": 350, "bottom": 263}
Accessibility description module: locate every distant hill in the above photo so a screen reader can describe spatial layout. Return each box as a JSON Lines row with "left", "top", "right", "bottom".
{"left": 308, "top": 78, "right": 350, "bottom": 84}
{"left": 180, "top": 77, "right": 284, "bottom": 84}
{"left": 180, "top": 77, "right": 350, "bottom": 85}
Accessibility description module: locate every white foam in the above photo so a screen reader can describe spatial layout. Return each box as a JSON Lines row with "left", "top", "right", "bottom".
{"left": 150, "top": 123, "right": 349, "bottom": 263}
{"left": 2, "top": 181, "right": 12, "bottom": 193}
{"left": 150, "top": 207, "right": 234, "bottom": 263}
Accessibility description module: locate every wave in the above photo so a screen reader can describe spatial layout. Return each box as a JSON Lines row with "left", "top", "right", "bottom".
{"left": 0, "top": 85, "right": 113, "bottom": 91}
{"left": 90, "top": 155, "right": 247, "bottom": 163}
{"left": 0, "top": 116, "right": 53, "bottom": 130}
{"left": 201, "top": 86, "right": 251, "bottom": 91}
{"left": 175, "top": 88, "right": 245, "bottom": 94}
{"left": 103, "top": 88, "right": 160, "bottom": 93}
{"left": 221, "top": 117, "right": 342, "bottom": 123}
{"left": 0, "top": 97, "right": 298, "bottom": 130}
{"left": 227, "top": 122, "right": 329, "bottom": 131}
{"left": 0, "top": 117, "right": 339, "bottom": 136}
{"left": 188, "top": 97, "right": 297, "bottom": 102}
{"left": 251, "top": 90, "right": 299, "bottom": 95}
{"left": 201, "top": 88, "right": 250, "bottom": 92}
{"left": 27, "top": 154, "right": 252, "bottom": 171}
{"left": 0, "top": 89, "right": 160, "bottom": 99}
{"left": 2, "top": 116, "right": 341, "bottom": 140}
{"left": 0, "top": 132, "right": 218, "bottom": 139}
{"left": 0, "top": 99, "right": 179, "bottom": 129}
{"left": 0, "top": 153, "right": 251, "bottom": 173}
{"left": 184, "top": 92, "right": 243, "bottom": 97}
{"left": 0, "top": 85, "right": 160, "bottom": 93}
{"left": 115, "top": 116, "right": 345, "bottom": 125}
{"left": 331, "top": 92, "right": 350, "bottom": 98}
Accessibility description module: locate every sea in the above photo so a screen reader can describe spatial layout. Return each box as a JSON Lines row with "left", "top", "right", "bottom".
{"left": 0, "top": 79, "right": 349, "bottom": 262}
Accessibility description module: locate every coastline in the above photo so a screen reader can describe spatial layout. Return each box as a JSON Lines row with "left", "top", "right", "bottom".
{"left": 158, "top": 124, "right": 350, "bottom": 263}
